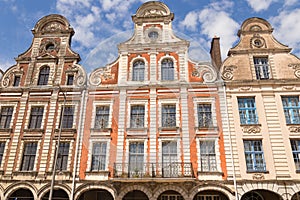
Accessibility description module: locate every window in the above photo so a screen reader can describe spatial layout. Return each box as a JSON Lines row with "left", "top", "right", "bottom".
{"left": 37, "top": 66, "right": 50, "bottom": 85}
{"left": 130, "top": 105, "right": 145, "bottom": 128}
{"left": 0, "top": 106, "right": 13, "bottom": 129}
{"left": 197, "top": 104, "right": 212, "bottom": 128}
{"left": 28, "top": 107, "right": 44, "bottom": 129}
{"left": 91, "top": 142, "right": 107, "bottom": 171}
{"left": 148, "top": 31, "right": 158, "bottom": 39}
{"left": 282, "top": 96, "right": 300, "bottom": 124}
{"left": 21, "top": 142, "right": 37, "bottom": 171}
{"left": 238, "top": 98, "right": 258, "bottom": 124}
{"left": 161, "top": 59, "right": 174, "bottom": 81}
{"left": 200, "top": 141, "right": 217, "bottom": 172}
{"left": 13, "top": 76, "right": 21, "bottom": 87}
{"left": 290, "top": 140, "right": 300, "bottom": 171}
{"left": 56, "top": 142, "right": 69, "bottom": 171}
{"left": 254, "top": 57, "right": 269, "bottom": 80}
{"left": 241, "top": 191, "right": 263, "bottom": 200}
{"left": 0, "top": 142, "right": 5, "bottom": 166}
{"left": 60, "top": 106, "right": 74, "bottom": 129}
{"left": 195, "top": 195, "right": 220, "bottom": 200}
{"left": 94, "top": 106, "right": 110, "bottom": 129}
{"left": 244, "top": 140, "right": 266, "bottom": 172}
{"left": 162, "top": 141, "right": 177, "bottom": 177}
{"left": 132, "top": 60, "right": 145, "bottom": 81}
{"left": 129, "top": 142, "right": 144, "bottom": 177}
{"left": 162, "top": 105, "right": 176, "bottom": 128}
{"left": 66, "top": 75, "right": 74, "bottom": 85}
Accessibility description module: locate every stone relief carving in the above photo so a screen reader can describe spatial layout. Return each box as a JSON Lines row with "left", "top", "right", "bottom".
{"left": 250, "top": 34, "right": 265, "bottom": 48}
{"left": 288, "top": 63, "right": 300, "bottom": 79}
{"left": 192, "top": 65, "right": 217, "bottom": 83}
{"left": 66, "top": 64, "right": 86, "bottom": 87}
{"left": 1, "top": 67, "right": 24, "bottom": 88}
{"left": 222, "top": 65, "right": 237, "bottom": 80}
{"left": 289, "top": 126, "right": 300, "bottom": 133}
{"left": 39, "top": 38, "right": 60, "bottom": 54}
{"left": 242, "top": 125, "right": 261, "bottom": 134}
{"left": 250, "top": 25, "right": 262, "bottom": 31}
{"left": 282, "top": 86, "right": 295, "bottom": 90}
{"left": 142, "top": 9, "right": 167, "bottom": 17}
{"left": 239, "top": 87, "right": 252, "bottom": 91}
{"left": 42, "top": 22, "right": 63, "bottom": 33}
{"left": 90, "top": 66, "right": 115, "bottom": 86}
{"left": 252, "top": 173, "right": 264, "bottom": 180}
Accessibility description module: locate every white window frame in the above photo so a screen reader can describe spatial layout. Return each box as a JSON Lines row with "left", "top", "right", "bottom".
{"left": 129, "top": 56, "right": 148, "bottom": 82}
{"left": 158, "top": 99, "right": 180, "bottom": 129}
{"left": 124, "top": 138, "right": 147, "bottom": 168}
{"left": 196, "top": 137, "right": 221, "bottom": 172}
{"left": 91, "top": 100, "right": 114, "bottom": 130}
{"left": 193, "top": 98, "right": 217, "bottom": 131}
{"left": 50, "top": 139, "right": 74, "bottom": 172}
{"left": 127, "top": 100, "right": 148, "bottom": 129}
{"left": 56, "top": 102, "right": 78, "bottom": 129}
{"left": 158, "top": 137, "right": 181, "bottom": 169}
{"left": 87, "top": 138, "right": 110, "bottom": 172}
{"left": 158, "top": 55, "right": 177, "bottom": 81}
{"left": 0, "top": 139, "right": 8, "bottom": 170}
{"left": 17, "top": 140, "right": 41, "bottom": 172}
{"left": 35, "top": 63, "right": 54, "bottom": 86}
{"left": 0, "top": 102, "right": 18, "bottom": 129}
{"left": 25, "top": 103, "right": 47, "bottom": 129}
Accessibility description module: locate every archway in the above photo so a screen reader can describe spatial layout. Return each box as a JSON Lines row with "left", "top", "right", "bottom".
{"left": 241, "top": 190, "right": 282, "bottom": 200}
{"left": 41, "top": 189, "right": 69, "bottom": 200}
{"left": 292, "top": 192, "right": 300, "bottom": 200}
{"left": 123, "top": 190, "right": 149, "bottom": 200}
{"left": 158, "top": 190, "right": 183, "bottom": 200}
{"left": 8, "top": 188, "right": 34, "bottom": 200}
{"left": 78, "top": 189, "right": 114, "bottom": 200}
{"left": 193, "top": 190, "right": 229, "bottom": 200}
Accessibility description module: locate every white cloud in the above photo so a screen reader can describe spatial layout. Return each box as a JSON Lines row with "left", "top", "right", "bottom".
{"left": 284, "top": 0, "right": 297, "bottom": 6}
{"left": 245, "top": 0, "right": 274, "bottom": 12}
{"left": 0, "top": 57, "right": 15, "bottom": 73}
{"left": 270, "top": 8, "right": 300, "bottom": 55}
{"left": 179, "top": 11, "right": 198, "bottom": 31}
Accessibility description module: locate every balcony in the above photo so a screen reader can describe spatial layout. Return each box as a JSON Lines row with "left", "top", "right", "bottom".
{"left": 113, "top": 162, "right": 194, "bottom": 178}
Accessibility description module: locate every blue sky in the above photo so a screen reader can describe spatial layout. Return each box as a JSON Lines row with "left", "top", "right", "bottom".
{"left": 1, "top": 0, "right": 300, "bottom": 73}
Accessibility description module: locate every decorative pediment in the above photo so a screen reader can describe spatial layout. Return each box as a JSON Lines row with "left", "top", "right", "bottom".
{"left": 222, "top": 65, "right": 237, "bottom": 80}
{"left": 192, "top": 64, "right": 217, "bottom": 83}
{"left": 288, "top": 63, "right": 300, "bottom": 79}
{"left": 36, "top": 53, "right": 58, "bottom": 60}
{"left": 90, "top": 65, "right": 115, "bottom": 86}
{"left": 1, "top": 66, "right": 24, "bottom": 88}
{"left": 41, "top": 21, "right": 65, "bottom": 33}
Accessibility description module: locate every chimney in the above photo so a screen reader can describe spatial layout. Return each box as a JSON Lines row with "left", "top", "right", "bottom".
{"left": 210, "top": 37, "right": 222, "bottom": 70}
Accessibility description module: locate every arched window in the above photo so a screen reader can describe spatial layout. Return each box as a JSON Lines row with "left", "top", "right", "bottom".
{"left": 38, "top": 66, "right": 50, "bottom": 85}
{"left": 132, "top": 60, "right": 145, "bottom": 81}
{"left": 161, "top": 59, "right": 174, "bottom": 81}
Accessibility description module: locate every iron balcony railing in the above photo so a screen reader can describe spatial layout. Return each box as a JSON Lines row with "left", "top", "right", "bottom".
{"left": 113, "top": 162, "right": 194, "bottom": 178}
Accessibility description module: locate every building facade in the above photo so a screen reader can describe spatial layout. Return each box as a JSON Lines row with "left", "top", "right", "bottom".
{"left": 221, "top": 17, "right": 300, "bottom": 200}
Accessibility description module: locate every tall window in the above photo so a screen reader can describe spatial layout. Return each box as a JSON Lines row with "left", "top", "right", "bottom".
{"left": 161, "top": 59, "right": 174, "bottom": 81}
{"left": 244, "top": 140, "right": 266, "bottom": 172}
{"left": 28, "top": 107, "right": 44, "bottom": 129}
{"left": 94, "top": 106, "right": 110, "bottom": 129}
{"left": 0, "top": 106, "right": 13, "bottom": 129}
{"left": 0, "top": 142, "right": 5, "bottom": 166}
{"left": 21, "top": 142, "right": 37, "bottom": 171}
{"left": 238, "top": 97, "right": 258, "bottom": 124}
{"left": 200, "top": 141, "right": 217, "bottom": 172}
{"left": 60, "top": 106, "right": 74, "bottom": 129}
{"left": 162, "top": 105, "right": 176, "bottom": 128}
{"left": 282, "top": 96, "right": 300, "bottom": 124}
{"left": 162, "top": 141, "right": 177, "bottom": 177}
{"left": 132, "top": 60, "right": 145, "bottom": 81}
{"left": 91, "top": 142, "right": 107, "bottom": 171}
{"left": 37, "top": 66, "right": 50, "bottom": 85}
{"left": 254, "top": 57, "right": 269, "bottom": 80}
{"left": 290, "top": 140, "right": 300, "bottom": 171}
{"left": 13, "top": 76, "right": 21, "bottom": 87}
{"left": 197, "top": 104, "right": 212, "bottom": 128}
{"left": 66, "top": 75, "right": 74, "bottom": 85}
{"left": 130, "top": 105, "right": 145, "bottom": 128}
{"left": 129, "top": 142, "right": 144, "bottom": 177}
{"left": 56, "top": 142, "right": 69, "bottom": 171}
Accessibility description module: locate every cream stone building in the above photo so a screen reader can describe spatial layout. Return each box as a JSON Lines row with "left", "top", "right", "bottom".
{"left": 221, "top": 17, "right": 300, "bottom": 200}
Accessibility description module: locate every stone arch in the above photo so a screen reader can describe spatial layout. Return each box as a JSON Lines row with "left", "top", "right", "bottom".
{"left": 74, "top": 183, "right": 116, "bottom": 200}
{"left": 152, "top": 185, "right": 188, "bottom": 200}
{"left": 240, "top": 189, "right": 282, "bottom": 200}
{"left": 117, "top": 184, "right": 152, "bottom": 200}
{"left": 38, "top": 183, "right": 71, "bottom": 200}
{"left": 189, "top": 184, "right": 234, "bottom": 199}
{"left": 0, "top": 184, "right": 5, "bottom": 200}
{"left": 238, "top": 182, "right": 282, "bottom": 198}
{"left": 4, "top": 182, "right": 38, "bottom": 200}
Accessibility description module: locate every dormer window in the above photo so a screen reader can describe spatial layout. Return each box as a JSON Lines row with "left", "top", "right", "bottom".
{"left": 37, "top": 66, "right": 50, "bottom": 85}
{"left": 254, "top": 57, "right": 269, "bottom": 80}
{"left": 13, "top": 76, "right": 21, "bottom": 87}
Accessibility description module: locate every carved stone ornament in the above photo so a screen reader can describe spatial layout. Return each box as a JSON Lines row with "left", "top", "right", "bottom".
{"left": 39, "top": 38, "right": 60, "bottom": 54}
{"left": 288, "top": 63, "right": 300, "bottom": 78}
{"left": 90, "top": 66, "right": 115, "bottom": 86}
{"left": 252, "top": 173, "right": 265, "bottom": 180}
{"left": 250, "top": 34, "right": 265, "bottom": 48}
{"left": 1, "top": 66, "right": 24, "bottom": 88}
{"left": 289, "top": 126, "right": 300, "bottom": 133}
{"left": 242, "top": 125, "right": 261, "bottom": 134}
{"left": 250, "top": 25, "right": 262, "bottom": 31}
{"left": 66, "top": 64, "right": 86, "bottom": 87}
{"left": 222, "top": 65, "right": 237, "bottom": 80}
{"left": 142, "top": 9, "right": 167, "bottom": 17}
{"left": 239, "top": 87, "right": 252, "bottom": 91}
{"left": 42, "top": 22, "right": 63, "bottom": 33}
{"left": 192, "top": 64, "right": 217, "bottom": 83}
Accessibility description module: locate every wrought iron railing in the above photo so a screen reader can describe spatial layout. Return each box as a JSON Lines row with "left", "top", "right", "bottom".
{"left": 113, "top": 162, "right": 194, "bottom": 178}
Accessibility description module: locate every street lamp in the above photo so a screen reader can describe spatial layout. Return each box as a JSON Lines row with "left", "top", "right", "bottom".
{"left": 49, "top": 88, "right": 66, "bottom": 200}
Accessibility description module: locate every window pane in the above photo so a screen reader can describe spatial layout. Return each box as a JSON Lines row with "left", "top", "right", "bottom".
{"left": 130, "top": 105, "right": 145, "bottom": 128}
{"left": 291, "top": 140, "right": 300, "bottom": 171}
{"left": 67, "top": 75, "right": 74, "bottom": 85}
{"left": 238, "top": 98, "right": 258, "bottom": 124}
{"left": 254, "top": 57, "right": 269, "bottom": 80}
{"left": 21, "top": 142, "right": 37, "bottom": 171}
{"left": 200, "top": 141, "right": 217, "bottom": 171}
{"left": 37, "top": 66, "right": 50, "bottom": 85}
{"left": 56, "top": 142, "right": 70, "bottom": 171}
{"left": 61, "top": 106, "right": 74, "bottom": 129}
{"left": 95, "top": 106, "right": 109, "bottom": 129}
{"left": 243, "top": 140, "right": 265, "bottom": 171}
{"left": 0, "top": 107, "right": 13, "bottom": 129}
{"left": 162, "top": 105, "right": 176, "bottom": 127}
{"left": 161, "top": 59, "right": 174, "bottom": 81}
{"left": 28, "top": 107, "right": 44, "bottom": 129}
{"left": 13, "top": 76, "right": 21, "bottom": 87}
{"left": 197, "top": 104, "right": 212, "bottom": 127}
{"left": 91, "top": 142, "right": 107, "bottom": 171}
{"left": 162, "top": 141, "right": 177, "bottom": 177}
{"left": 282, "top": 96, "right": 300, "bottom": 124}
{"left": 0, "top": 142, "right": 5, "bottom": 166}
{"left": 132, "top": 60, "right": 145, "bottom": 81}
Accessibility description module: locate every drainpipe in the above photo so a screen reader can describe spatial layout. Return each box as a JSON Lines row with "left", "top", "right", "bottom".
{"left": 222, "top": 82, "right": 239, "bottom": 200}
{"left": 71, "top": 88, "right": 87, "bottom": 200}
